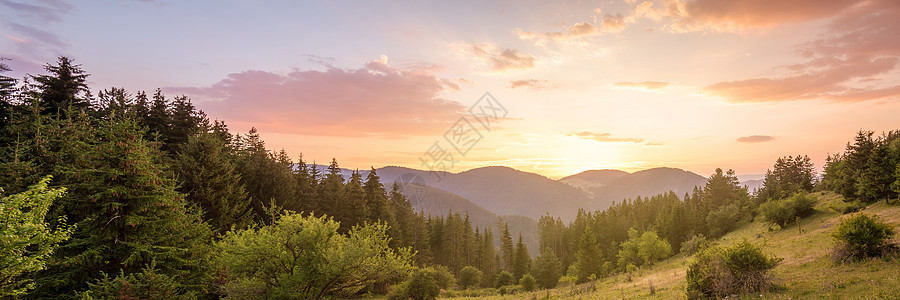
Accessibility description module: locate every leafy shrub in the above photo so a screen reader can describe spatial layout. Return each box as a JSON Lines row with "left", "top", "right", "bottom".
{"left": 519, "top": 274, "right": 536, "bottom": 292}
{"left": 387, "top": 266, "right": 455, "bottom": 300}
{"left": 531, "top": 248, "right": 562, "bottom": 289}
{"left": 557, "top": 275, "right": 577, "bottom": 288}
{"left": 498, "top": 284, "right": 522, "bottom": 296}
{"left": 759, "top": 192, "right": 816, "bottom": 227}
{"left": 457, "top": 266, "right": 482, "bottom": 289}
{"left": 831, "top": 213, "right": 896, "bottom": 262}
{"left": 685, "top": 241, "right": 781, "bottom": 299}
{"left": 81, "top": 264, "right": 194, "bottom": 300}
{"left": 680, "top": 234, "right": 712, "bottom": 256}
{"left": 493, "top": 271, "right": 514, "bottom": 288}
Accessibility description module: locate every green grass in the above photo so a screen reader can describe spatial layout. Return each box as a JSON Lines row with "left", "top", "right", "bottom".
{"left": 442, "top": 192, "right": 900, "bottom": 299}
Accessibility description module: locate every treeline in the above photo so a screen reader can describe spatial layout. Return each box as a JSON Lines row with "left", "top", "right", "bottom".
{"left": 822, "top": 130, "right": 900, "bottom": 204}
{"left": 0, "top": 57, "right": 532, "bottom": 298}
{"left": 537, "top": 168, "right": 756, "bottom": 283}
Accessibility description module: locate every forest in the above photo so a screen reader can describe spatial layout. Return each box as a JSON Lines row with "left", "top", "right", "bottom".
{"left": 2, "top": 57, "right": 899, "bottom": 299}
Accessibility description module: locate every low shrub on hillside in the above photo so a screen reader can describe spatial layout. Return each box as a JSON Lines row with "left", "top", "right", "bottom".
{"left": 519, "top": 274, "right": 536, "bottom": 292}
{"left": 457, "top": 266, "right": 482, "bottom": 289}
{"left": 680, "top": 234, "right": 712, "bottom": 256}
{"left": 685, "top": 241, "right": 781, "bottom": 299}
{"left": 759, "top": 192, "right": 816, "bottom": 227}
{"left": 387, "top": 266, "right": 454, "bottom": 300}
{"left": 831, "top": 213, "right": 897, "bottom": 263}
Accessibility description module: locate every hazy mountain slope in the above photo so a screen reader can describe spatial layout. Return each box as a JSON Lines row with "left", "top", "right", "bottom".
{"left": 377, "top": 166, "right": 590, "bottom": 222}
{"left": 396, "top": 183, "right": 540, "bottom": 257}
{"left": 559, "top": 169, "right": 629, "bottom": 192}
{"left": 588, "top": 167, "right": 707, "bottom": 209}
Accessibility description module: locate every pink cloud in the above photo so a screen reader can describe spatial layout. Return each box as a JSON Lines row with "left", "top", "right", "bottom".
{"left": 168, "top": 59, "right": 467, "bottom": 137}
{"left": 736, "top": 135, "right": 775, "bottom": 143}
{"left": 703, "top": 0, "right": 900, "bottom": 103}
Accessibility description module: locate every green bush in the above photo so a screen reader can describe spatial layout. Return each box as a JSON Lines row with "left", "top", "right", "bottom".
{"left": 519, "top": 274, "right": 536, "bottom": 292}
{"left": 759, "top": 192, "right": 816, "bottom": 227}
{"left": 831, "top": 213, "right": 896, "bottom": 262}
{"left": 685, "top": 241, "right": 781, "bottom": 299}
{"left": 457, "top": 266, "right": 482, "bottom": 289}
{"left": 498, "top": 284, "right": 522, "bottom": 296}
{"left": 80, "top": 264, "right": 194, "bottom": 300}
{"left": 387, "top": 266, "right": 455, "bottom": 300}
{"left": 557, "top": 275, "right": 577, "bottom": 288}
{"left": 680, "top": 234, "right": 711, "bottom": 256}
{"left": 493, "top": 271, "right": 514, "bottom": 288}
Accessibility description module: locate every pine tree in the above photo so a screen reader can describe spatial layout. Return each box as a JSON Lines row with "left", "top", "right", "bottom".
{"left": 532, "top": 247, "right": 562, "bottom": 289}
{"left": 319, "top": 158, "right": 346, "bottom": 224}
{"left": 575, "top": 226, "right": 602, "bottom": 283}
{"left": 498, "top": 218, "right": 515, "bottom": 272}
{"left": 30, "top": 57, "right": 91, "bottom": 118}
{"left": 341, "top": 170, "right": 368, "bottom": 232}
{"left": 235, "top": 128, "right": 295, "bottom": 222}
{"left": 173, "top": 131, "right": 252, "bottom": 234}
{"left": 165, "top": 95, "right": 204, "bottom": 152}
{"left": 389, "top": 183, "right": 414, "bottom": 248}
{"left": 33, "top": 118, "right": 212, "bottom": 297}
{"left": 512, "top": 234, "right": 531, "bottom": 281}
{"left": 294, "top": 154, "right": 320, "bottom": 214}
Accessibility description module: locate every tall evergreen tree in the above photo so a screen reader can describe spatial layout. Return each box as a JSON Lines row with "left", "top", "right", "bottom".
{"left": 575, "top": 226, "right": 602, "bottom": 283}
{"left": 340, "top": 170, "right": 368, "bottom": 232}
{"left": 319, "top": 158, "right": 345, "bottom": 223}
{"left": 173, "top": 131, "right": 252, "bottom": 234}
{"left": 498, "top": 219, "right": 515, "bottom": 272}
{"left": 33, "top": 118, "right": 212, "bottom": 298}
{"left": 30, "top": 57, "right": 91, "bottom": 118}
{"left": 512, "top": 234, "right": 531, "bottom": 281}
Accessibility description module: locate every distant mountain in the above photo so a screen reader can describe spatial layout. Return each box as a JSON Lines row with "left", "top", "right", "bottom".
{"left": 377, "top": 166, "right": 590, "bottom": 222}
{"left": 395, "top": 183, "right": 539, "bottom": 256}
{"left": 741, "top": 179, "right": 764, "bottom": 193}
{"left": 581, "top": 167, "right": 707, "bottom": 209}
{"left": 559, "top": 169, "right": 629, "bottom": 193}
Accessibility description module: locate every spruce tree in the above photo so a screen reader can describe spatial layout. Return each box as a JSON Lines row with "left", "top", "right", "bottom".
{"left": 33, "top": 117, "right": 212, "bottom": 298}
{"left": 498, "top": 219, "right": 515, "bottom": 272}
{"left": 173, "top": 131, "right": 252, "bottom": 234}
{"left": 512, "top": 234, "right": 531, "bottom": 281}
{"left": 30, "top": 57, "right": 91, "bottom": 119}
{"left": 532, "top": 247, "right": 562, "bottom": 289}
{"left": 575, "top": 226, "right": 602, "bottom": 283}
{"left": 341, "top": 170, "right": 368, "bottom": 232}
{"left": 319, "top": 158, "right": 345, "bottom": 223}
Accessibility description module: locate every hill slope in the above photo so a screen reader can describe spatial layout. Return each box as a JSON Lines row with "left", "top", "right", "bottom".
{"left": 377, "top": 166, "right": 590, "bottom": 221}
{"left": 588, "top": 167, "right": 707, "bottom": 209}
{"left": 463, "top": 192, "right": 900, "bottom": 299}
{"left": 559, "top": 169, "right": 629, "bottom": 190}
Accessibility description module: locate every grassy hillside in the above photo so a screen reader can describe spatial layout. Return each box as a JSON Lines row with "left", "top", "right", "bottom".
{"left": 445, "top": 192, "right": 900, "bottom": 299}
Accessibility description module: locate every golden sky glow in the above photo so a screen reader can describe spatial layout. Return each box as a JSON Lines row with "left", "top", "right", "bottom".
{"left": 2, "top": 0, "right": 898, "bottom": 178}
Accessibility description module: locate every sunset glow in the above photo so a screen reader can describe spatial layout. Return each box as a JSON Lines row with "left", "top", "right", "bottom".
{"left": 3, "top": 0, "right": 898, "bottom": 178}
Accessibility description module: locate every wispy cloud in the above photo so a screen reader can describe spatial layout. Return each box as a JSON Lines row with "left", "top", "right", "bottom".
{"left": 168, "top": 57, "right": 467, "bottom": 137}
{"left": 467, "top": 43, "right": 537, "bottom": 72}
{"left": 736, "top": 135, "right": 775, "bottom": 143}
{"left": 702, "top": 0, "right": 900, "bottom": 103}
{"left": 508, "top": 79, "right": 548, "bottom": 90}
{"left": 615, "top": 81, "right": 670, "bottom": 90}
{"left": 652, "top": 0, "right": 860, "bottom": 33}
{"left": 569, "top": 131, "right": 645, "bottom": 143}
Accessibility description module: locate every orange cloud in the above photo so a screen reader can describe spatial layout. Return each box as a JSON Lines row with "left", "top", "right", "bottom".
{"left": 658, "top": 0, "right": 860, "bottom": 32}
{"left": 469, "top": 43, "right": 537, "bottom": 72}
{"left": 600, "top": 13, "right": 628, "bottom": 33}
{"left": 703, "top": 0, "right": 900, "bottom": 103}
{"left": 508, "top": 79, "right": 547, "bottom": 90}
{"left": 615, "top": 81, "right": 670, "bottom": 90}
{"left": 736, "top": 135, "right": 775, "bottom": 143}
{"left": 570, "top": 131, "right": 645, "bottom": 143}
{"left": 168, "top": 59, "right": 466, "bottom": 137}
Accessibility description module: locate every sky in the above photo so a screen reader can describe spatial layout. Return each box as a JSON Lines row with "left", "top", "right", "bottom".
{"left": 2, "top": 0, "right": 899, "bottom": 179}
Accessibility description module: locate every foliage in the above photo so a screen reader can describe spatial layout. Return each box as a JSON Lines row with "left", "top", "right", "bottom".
{"left": 680, "top": 234, "right": 712, "bottom": 256}
{"left": 519, "top": 274, "right": 536, "bottom": 292}
{"left": 575, "top": 226, "right": 602, "bottom": 283}
{"left": 512, "top": 234, "right": 531, "bottom": 280}
{"left": 457, "top": 266, "right": 482, "bottom": 289}
{"left": 823, "top": 130, "right": 900, "bottom": 204}
{"left": 531, "top": 247, "right": 562, "bottom": 289}
{"left": 831, "top": 213, "right": 896, "bottom": 261}
{"left": 756, "top": 155, "right": 816, "bottom": 202}
{"left": 493, "top": 271, "right": 514, "bottom": 288}
{"left": 214, "top": 213, "right": 413, "bottom": 299}
{"left": 80, "top": 263, "right": 195, "bottom": 300}
{"left": 759, "top": 192, "right": 817, "bottom": 227}
{"left": 0, "top": 176, "right": 73, "bottom": 297}
{"left": 685, "top": 241, "right": 781, "bottom": 299}
{"left": 618, "top": 228, "right": 672, "bottom": 268}
{"left": 387, "top": 266, "right": 454, "bottom": 300}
